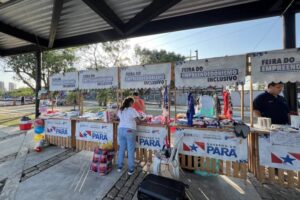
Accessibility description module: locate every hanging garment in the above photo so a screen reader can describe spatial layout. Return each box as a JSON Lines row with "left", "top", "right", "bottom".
{"left": 195, "top": 94, "right": 216, "bottom": 118}
{"left": 186, "top": 93, "right": 195, "bottom": 126}
{"left": 223, "top": 91, "right": 233, "bottom": 120}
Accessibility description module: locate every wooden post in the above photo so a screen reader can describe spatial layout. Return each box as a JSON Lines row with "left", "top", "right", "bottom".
{"left": 241, "top": 84, "right": 245, "bottom": 121}
{"left": 250, "top": 77, "right": 254, "bottom": 127}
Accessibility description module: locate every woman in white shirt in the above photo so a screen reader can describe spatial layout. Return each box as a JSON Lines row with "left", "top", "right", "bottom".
{"left": 117, "top": 97, "right": 141, "bottom": 175}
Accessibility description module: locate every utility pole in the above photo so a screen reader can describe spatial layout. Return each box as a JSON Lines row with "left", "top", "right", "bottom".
{"left": 195, "top": 50, "right": 198, "bottom": 60}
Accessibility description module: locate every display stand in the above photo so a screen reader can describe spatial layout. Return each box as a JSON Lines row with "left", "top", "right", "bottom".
{"left": 249, "top": 49, "right": 300, "bottom": 188}
{"left": 174, "top": 55, "right": 248, "bottom": 179}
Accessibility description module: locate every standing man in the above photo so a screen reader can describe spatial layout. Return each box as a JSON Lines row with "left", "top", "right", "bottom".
{"left": 253, "top": 82, "right": 289, "bottom": 125}
{"left": 132, "top": 92, "right": 145, "bottom": 113}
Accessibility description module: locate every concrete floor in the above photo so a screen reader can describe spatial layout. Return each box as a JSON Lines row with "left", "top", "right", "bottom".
{"left": 15, "top": 151, "right": 122, "bottom": 200}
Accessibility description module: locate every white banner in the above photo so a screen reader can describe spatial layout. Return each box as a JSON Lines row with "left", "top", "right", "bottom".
{"left": 49, "top": 72, "right": 78, "bottom": 91}
{"left": 45, "top": 119, "right": 72, "bottom": 137}
{"left": 259, "top": 134, "right": 300, "bottom": 171}
{"left": 251, "top": 48, "right": 300, "bottom": 83}
{"left": 136, "top": 125, "right": 168, "bottom": 151}
{"left": 79, "top": 68, "right": 118, "bottom": 89}
{"left": 270, "top": 131, "right": 300, "bottom": 147}
{"left": 175, "top": 55, "right": 246, "bottom": 88}
{"left": 76, "top": 122, "right": 113, "bottom": 143}
{"left": 178, "top": 128, "right": 248, "bottom": 162}
{"left": 120, "top": 63, "right": 171, "bottom": 89}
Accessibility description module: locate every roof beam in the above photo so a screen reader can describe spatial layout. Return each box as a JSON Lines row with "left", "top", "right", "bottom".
{"left": 124, "top": 0, "right": 182, "bottom": 35}
{"left": 48, "top": 0, "right": 64, "bottom": 48}
{"left": 0, "top": 21, "right": 48, "bottom": 47}
{"left": 82, "top": 0, "right": 125, "bottom": 35}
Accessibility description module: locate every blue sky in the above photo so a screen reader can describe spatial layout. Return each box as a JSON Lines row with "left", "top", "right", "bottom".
{"left": 0, "top": 14, "right": 299, "bottom": 89}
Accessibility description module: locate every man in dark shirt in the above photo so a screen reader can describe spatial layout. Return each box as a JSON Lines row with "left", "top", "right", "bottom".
{"left": 253, "top": 82, "right": 289, "bottom": 125}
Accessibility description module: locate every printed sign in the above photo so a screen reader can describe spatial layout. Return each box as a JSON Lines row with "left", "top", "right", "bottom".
{"left": 120, "top": 63, "right": 171, "bottom": 89}
{"left": 178, "top": 128, "right": 248, "bottom": 162}
{"left": 251, "top": 48, "right": 300, "bottom": 83}
{"left": 79, "top": 68, "right": 118, "bottom": 89}
{"left": 49, "top": 72, "right": 78, "bottom": 91}
{"left": 76, "top": 122, "right": 113, "bottom": 143}
{"left": 45, "top": 119, "right": 72, "bottom": 137}
{"left": 175, "top": 55, "right": 246, "bottom": 87}
{"left": 270, "top": 131, "right": 300, "bottom": 147}
{"left": 136, "top": 125, "right": 168, "bottom": 151}
{"left": 259, "top": 134, "right": 300, "bottom": 171}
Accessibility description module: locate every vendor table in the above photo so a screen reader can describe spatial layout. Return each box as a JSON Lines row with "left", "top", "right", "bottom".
{"left": 250, "top": 127, "right": 300, "bottom": 188}
{"left": 42, "top": 117, "right": 75, "bottom": 148}
{"left": 134, "top": 123, "right": 169, "bottom": 163}
{"left": 73, "top": 118, "right": 117, "bottom": 152}
{"left": 176, "top": 126, "right": 248, "bottom": 179}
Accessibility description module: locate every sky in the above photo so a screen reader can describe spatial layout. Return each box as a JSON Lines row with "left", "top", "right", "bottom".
{"left": 0, "top": 14, "right": 299, "bottom": 89}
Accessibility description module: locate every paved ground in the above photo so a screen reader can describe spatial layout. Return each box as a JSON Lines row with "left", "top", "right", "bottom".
{"left": 0, "top": 125, "right": 299, "bottom": 199}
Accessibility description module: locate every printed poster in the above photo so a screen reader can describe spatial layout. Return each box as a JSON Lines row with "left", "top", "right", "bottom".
{"left": 49, "top": 72, "right": 78, "bottom": 91}
{"left": 136, "top": 125, "right": 168, "bottom": 151}
{"left": 45, "top": 119, "right": 72, "bottom": 137}
{"left": 175, "top": 55, "right": 246, "bottom": 87}
{"left": 259, "top": 134, "right": 300, "bottom": 171}
{"left": 178, "top": 128, "right": 248, "bottom": 162}
{"left": 76, "top": 122, "right": 113, "bottom": 143}
{"left": 251, "top": 48, "right": 300, "bottom": 83}
{"left": 120, "top": 63, "right": 171, "bottom": 89}
{"left": 79, "top": 68, "right": 118, "bottom": 89}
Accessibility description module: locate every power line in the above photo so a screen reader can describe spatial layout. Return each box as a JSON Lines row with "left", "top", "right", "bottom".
{"left": 251, "top": 17, "right": 280, "bottom": 52}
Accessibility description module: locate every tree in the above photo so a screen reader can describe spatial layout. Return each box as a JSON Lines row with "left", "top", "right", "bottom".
{"left": 2, "top": 48, "right": 77, "bottom": 92}
{"left": 7, "top": 87, "right": 34, "bottom": 98}
{"left": 80, "top": 40, "right": 131, "bottom": 69}
{"left": 134, "top": 45, "right": 185, "bottom": 65}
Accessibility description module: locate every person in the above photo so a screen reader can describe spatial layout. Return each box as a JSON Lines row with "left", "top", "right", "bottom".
{"left": 132, "top": 92, "right": 145, "bottom": 113}
{"left": 253, "top": 82, "right": 289, "bottom": 125}
{"left": 20, "top": 96, "right": 25, "bottom": 105}
{"left": 117, "top": 97, "right": 141, "bottom": 175}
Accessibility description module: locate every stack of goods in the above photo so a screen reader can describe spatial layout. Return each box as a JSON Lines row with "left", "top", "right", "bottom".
{"left": 90, "top": 145, "right": 114, "bottom": 176}
{"left": 34, "top": 119, "right": 45, "bottom": 152}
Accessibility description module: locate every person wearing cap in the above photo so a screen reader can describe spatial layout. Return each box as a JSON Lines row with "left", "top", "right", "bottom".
{"left": 132, "top": 92, "right": 145, "bottom": 113}
{"left": 253, "top": 82, "right": 289, "bottom": 125}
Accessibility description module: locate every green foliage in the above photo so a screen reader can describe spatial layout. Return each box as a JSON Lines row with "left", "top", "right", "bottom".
{"left": 7, "top": 87, "right": 34, "bottom": 98}
{"left": 66, "top": 92, "right": 78, "bottom": 105}
{"left": 134, "top": 46, "right": 185, "bottom": 65}
{"left": 3, "top": 48, "right": 77, "bottom": 92}
{"left": 96, "top": 89, "right": 117, "bottom": 106}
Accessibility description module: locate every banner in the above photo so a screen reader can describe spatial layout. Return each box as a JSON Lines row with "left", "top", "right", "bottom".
{"left": 79, "top": 68, "right": 118, "bottom": 89}
{"left": 136, "top": 125, "right": 168, "bottom": 151}
{"left": 49, "top": 72, "right": 78, "bottom": 91}
{"left": 76, "top": 122, "right": 113, "bottom": 143}
{"left": 175, "top": 55, "right": 246, "bottom": 88}
{"left": 120, "top": 63, "right": 171, "bottom": 89}
{"left": 45, "top": 119, "right": 72, "bottom": 137}
{"left": 251, "top": 48, "right": 300, "bottom": 83}
{"left": 178, "top": 128, "right": 248, "bottom": 162}
{"left": 259, "top": 134, "right": 300, "bottom": 171}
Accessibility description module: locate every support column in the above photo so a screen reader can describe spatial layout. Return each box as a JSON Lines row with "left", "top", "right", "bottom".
{"left": 35, "top": 51, "right": 42, "bottom": 118}
{"left": 282, "top": 11, "right": 297, "bottom": 112}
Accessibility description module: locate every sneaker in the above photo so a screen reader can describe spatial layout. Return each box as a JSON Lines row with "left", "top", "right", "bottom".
{"left": 128, "top": 170, "right": 134, "bottom": 175}
{"left": 117, "top": 168, "right": 122, "bottom": 172}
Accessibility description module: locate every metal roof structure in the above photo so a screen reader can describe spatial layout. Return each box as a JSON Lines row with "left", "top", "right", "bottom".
{"left": 0, "top": 0, "right": 299, "bottom": 56}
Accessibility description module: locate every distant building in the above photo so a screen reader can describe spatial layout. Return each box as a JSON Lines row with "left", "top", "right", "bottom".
{"left": 8, "top": 82, "right": 16, "bottom": 91}
{"left": 0, "top": 81, "right": 4, "bottom": 91}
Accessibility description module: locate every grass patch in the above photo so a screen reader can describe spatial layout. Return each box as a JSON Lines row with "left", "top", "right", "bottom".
{"left": 0, "top": 114, "right": 35, "bottom": 127}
